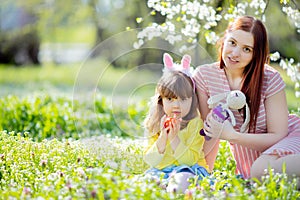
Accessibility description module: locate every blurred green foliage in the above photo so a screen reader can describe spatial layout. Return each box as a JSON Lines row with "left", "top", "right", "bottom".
{"left": 0, "top": 95, "right": 79, "bottom": 141}
{"left": 0, "top": 94, "right": 149, "bottom": 141}
{"left": 1, "top": 0, "right": 297, "bottom": 67}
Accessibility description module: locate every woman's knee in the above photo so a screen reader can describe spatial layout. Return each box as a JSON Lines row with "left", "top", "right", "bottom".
{"left": 250, "top": 155, "right": 278, "bottom": 179}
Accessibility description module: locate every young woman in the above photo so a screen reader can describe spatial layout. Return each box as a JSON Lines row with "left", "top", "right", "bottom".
{"left": 143, "top": 53, "right": 210, "bottom": 193}
{"left": 193, "top": 16, "right": 300, "bottom": 183}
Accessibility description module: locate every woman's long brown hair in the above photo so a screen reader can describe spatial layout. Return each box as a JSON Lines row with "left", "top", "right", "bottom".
{"left": 219, "top": 16, "right": 269, "bottom": 132}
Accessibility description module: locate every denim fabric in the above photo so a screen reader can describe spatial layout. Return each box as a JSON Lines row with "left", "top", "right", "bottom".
{"left": 145, "top": 163, "right": 210, "bottom": 180}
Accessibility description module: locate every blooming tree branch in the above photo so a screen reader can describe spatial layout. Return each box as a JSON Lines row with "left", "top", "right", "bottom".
{"left": 135, "top": 0, "right": 300, "bottom": 100}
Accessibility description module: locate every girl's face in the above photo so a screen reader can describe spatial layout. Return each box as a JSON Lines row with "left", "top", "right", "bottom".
{"left": 222, "top": 30, "right": 254, "bottom": 72}
{"left": 162, "top": 96, "right": 192, "bottom": 118}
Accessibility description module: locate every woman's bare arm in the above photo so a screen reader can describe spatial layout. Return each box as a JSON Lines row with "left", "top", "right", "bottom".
{"left": 205, "top": 90, "right": 289, "bottom": 152}
{"left": 197, "top": 87, "right": 220, "bottom": 171}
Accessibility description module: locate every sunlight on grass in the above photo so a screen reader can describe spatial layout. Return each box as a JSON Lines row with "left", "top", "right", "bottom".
{"left": 0, "top": 131, "right": 298, "bottom": 199}
{"left": 0, "top": 58, "right": 159, "bottom": 102}
{"left": 0, "top": 60, "right": 298, "bottom": 111}
{"left": 42, "top": 24, "right": 96, "bottom": 44}
{"left": 0, "top": 61, "right": 299, "bottom": 199}
{"left": 0, "top": 63, "right": 77, "bottom": 85}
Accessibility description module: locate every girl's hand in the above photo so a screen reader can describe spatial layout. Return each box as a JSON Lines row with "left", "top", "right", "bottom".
{"left": 160, "top": 115, "right": 181, "bottom": 152}
{"left": 156, "top": 115, "right": 169, "bottom": 154}
{"left": 203, "top": 112, "right": 237, "bottom": 140}
{"left": 165, "top": 116, "right": 181, "bottom": 151}
{"left": 160, "top": 115, "right": 169, "bottom": 138}
{"left": 166, "top": 117, "right": 181, "bottom": 141}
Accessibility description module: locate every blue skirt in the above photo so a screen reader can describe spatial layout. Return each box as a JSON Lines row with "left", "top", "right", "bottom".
{"left": 145, "top": 163, "right": 210, "bottom": 180}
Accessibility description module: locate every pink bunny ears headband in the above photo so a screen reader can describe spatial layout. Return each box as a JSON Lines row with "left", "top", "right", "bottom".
{"left": 163, "top": 53, "right": 196, "bottom": 92}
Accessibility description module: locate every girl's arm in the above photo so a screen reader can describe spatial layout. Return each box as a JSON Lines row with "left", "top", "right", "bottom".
{"left": 171, "top": 118, "right": 204, "bottom": 166}
{"left": 143, "top": 117, "right": 169, "bottom": 167}
{"left": 205, "top": 90, "right": 288, "bottom": 152}
{"left": 143, "top": 133, "right": 167, "bottom": 167}
{"left": 156, "top": 131, "right": 168, "bottom": 154}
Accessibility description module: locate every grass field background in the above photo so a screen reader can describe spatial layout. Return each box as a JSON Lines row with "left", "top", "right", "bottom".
{"left": 0, "top": 58, "right": 298, "bottom": 111}
{"left": 0, "top": 59, "right": 299, "bottom": 199}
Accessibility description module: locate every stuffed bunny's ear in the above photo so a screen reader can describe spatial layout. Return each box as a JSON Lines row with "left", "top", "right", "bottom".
{"left": 163, "top": 53, "right": 173, "bottom": 69}
{"left": 240, "top": 103, "right": 250, "bottom": 133}
{"left": 207, "top": 92, "right": 228, "bottom": 108}
{"left": 181, "top": 54, "right": 191, "bottom": 69}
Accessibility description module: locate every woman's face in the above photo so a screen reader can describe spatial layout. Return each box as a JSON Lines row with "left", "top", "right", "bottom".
{"left": 162, "top": 96, "right": 192, "bottom": 118}
{"left": 222, "top": 30, "right": 254, "bottom": 71}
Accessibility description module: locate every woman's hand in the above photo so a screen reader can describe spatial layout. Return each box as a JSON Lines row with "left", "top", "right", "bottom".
{"left": 203, "top": 112, "right": 238, "bottom": 141}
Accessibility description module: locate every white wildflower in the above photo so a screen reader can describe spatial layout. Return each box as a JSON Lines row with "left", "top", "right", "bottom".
{"left": 77, "top": 167, "right": 86, "bottom": 177}
{"left": 105, "top": 160, "right": 118, "bottom": 169}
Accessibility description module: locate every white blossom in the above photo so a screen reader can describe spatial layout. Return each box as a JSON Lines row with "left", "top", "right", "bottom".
{"left": 166, "top": 34, "right": 182, "bottom": 45}
{"left": 135, "top": 0, "right": 299, "bottom": 101}
{"left": 133, "top": 39, "right": 144, "bottom": 49}
{"left": 205, "top": 31, "right": 219, "bottom": 44}
{"left": 250, "top": 0, "right": 266, "bottom": 11}
{"left": 270, "top": 52, "right": 281, "bottom": 61}
{"left": 282, "top": 6, "right": 300, "bottom": 30}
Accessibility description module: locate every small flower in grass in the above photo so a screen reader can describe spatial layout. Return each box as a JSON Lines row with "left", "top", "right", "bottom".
{"left": 40, "top": 159, "right": 47, "bottom": 167}
{"left": 184, "top": 189, "right": 193, "bottom": 199}
{"left": 210, "top": 183, "right": 216, "bottom": 191}
{"left": 66, "top": 181, "right": 72, "bottom": 191}
{"left": 111, "top": 177, "right": 117, "bottom": 183}
{"left": 23, "top": 187, "right": 31, "bottom": 195}
{"left": 120, "top": 160, "right": 128, "bottom": 171}
{"left": 105, "top": 160, "right": 118, "bottom": 170}
{"left": 57, "top": 171, "right": 64, "bottom": 177}
{"left": 47, "top": 173, "right": 57, "bottom": 181}
{"left": 91, "top": 189, "right": 97, "bottom": 198}
{"left": 77, "top": 167, "right": 85, "bottom": 177}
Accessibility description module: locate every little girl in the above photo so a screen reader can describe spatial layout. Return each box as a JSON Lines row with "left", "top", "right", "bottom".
{"left": 143, "top": 53, "right": 210, "bottom": 193}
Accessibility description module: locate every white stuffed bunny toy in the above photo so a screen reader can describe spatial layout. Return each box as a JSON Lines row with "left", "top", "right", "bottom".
{"left": 200, "top": 90, "right": 250, "bottom": 140}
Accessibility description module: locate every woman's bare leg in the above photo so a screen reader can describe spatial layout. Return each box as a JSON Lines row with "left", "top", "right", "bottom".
{"left": 251, "top": 154, "right": 300, "bottom": 189}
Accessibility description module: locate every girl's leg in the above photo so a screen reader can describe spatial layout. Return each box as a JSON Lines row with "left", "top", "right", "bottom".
{"left": 251, "top": 154, "right": 300, "bottom": 188}
{"left": 166, "top": 172, "right": 194, "bottom": 193}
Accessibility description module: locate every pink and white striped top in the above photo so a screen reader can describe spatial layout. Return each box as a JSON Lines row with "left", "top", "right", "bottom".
{"left": 193, "top": 62, "right": 300, "bottom": 178}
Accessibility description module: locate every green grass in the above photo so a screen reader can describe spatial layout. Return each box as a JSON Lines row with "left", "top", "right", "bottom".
{"left": 0, "top": 61, "right": 299, "bottom": 199}
{"left": 0, "top": 60, "right": 298, "bottom": 111}
{"left": 42, "top": 24, "right": 97, "bottom": 44}
{"left": 0, "top": 131, "right": 298, "bottom": 199}
{"left": 0, "top": 58, "right": 160, "bottom": 107}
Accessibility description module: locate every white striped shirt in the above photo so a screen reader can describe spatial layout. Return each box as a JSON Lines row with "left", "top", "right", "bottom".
{"left": 194, "top": 62, "right": 300, "bottom": 178}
